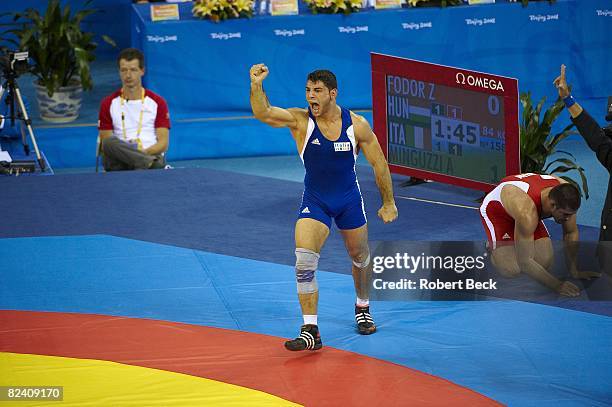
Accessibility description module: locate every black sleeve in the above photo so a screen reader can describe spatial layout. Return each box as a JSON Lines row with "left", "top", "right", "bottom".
{"left": 572, "top": 110, "right": 612, "bottom": 172}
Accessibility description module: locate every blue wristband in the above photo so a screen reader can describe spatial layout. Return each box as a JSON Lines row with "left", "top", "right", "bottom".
{"left": 563, "top": 95, "right": 576, "bottom": 108}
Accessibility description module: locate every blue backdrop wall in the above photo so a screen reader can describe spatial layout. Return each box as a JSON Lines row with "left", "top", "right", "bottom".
{"left": 1, "top": 0, "right": 611, "bottom": 172}
{"left": 131, "top": 0, "right": 612, "bottom": 117}
{"left": 0, "top": 0, "right": 132, "bottom": 56}
{"left": 2, "top": 0, "right": 609, "bottom": 115}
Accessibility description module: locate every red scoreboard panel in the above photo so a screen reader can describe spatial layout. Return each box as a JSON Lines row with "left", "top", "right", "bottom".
{"left": 371, "top": 53, "right": 520, "bottom": 192}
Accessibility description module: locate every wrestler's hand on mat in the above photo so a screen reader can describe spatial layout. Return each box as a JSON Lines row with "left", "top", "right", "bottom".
{"left": 250, "top": 63, "right": 269, "bottom": 84}
{"left": 556, "top": 280, "right": 580, "bottom": 297}
{"left": 570, "top": 269, "right": 602, "bottom": 280}
{"left": 378, "top": 203, "right": 398, "bottom": 223}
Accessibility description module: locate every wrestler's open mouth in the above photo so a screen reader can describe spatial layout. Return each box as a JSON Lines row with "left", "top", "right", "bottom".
{"left": 310, "top": 102, "right": 320, "bottom": 113}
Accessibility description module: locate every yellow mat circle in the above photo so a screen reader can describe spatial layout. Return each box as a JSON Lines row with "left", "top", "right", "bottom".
{"left": 0, "top": 352, "right": 300, "bottom": 406}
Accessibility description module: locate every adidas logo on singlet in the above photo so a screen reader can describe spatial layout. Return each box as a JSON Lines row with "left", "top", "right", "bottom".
{"left": 502, "top": 233, "right": 511, "bottom": 240}
{"left": 311, "top": 138, "right": 320, "bottom": 145}
{"left": 301, "top": 207, "right": 311, "bottom": 214}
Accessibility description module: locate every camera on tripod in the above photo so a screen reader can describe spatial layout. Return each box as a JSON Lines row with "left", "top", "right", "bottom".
{"left": 0, "top": 48, "right": 46, "bottom": 172}
{"left": 0, "top": 50, "right": 30, "bottom": 78}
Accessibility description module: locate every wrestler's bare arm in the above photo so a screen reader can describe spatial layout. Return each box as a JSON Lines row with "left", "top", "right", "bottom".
{"left": 501, "top": 185, "right": 578, "bottom": 296}
{"left": 351, "top": 112, "right": 397, "bottom": 223}
{"left": 249, "top": 63, "right": 309, "bottom": 147}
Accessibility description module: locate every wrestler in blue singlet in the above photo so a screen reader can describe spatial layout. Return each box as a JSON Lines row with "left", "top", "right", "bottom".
{"left": 297, "top": 106, "right": 366, "bottom": 230}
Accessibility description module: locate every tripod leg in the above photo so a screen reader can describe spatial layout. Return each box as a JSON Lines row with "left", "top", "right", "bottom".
{"left": 13, "top": 86, "right": 45, "bottom": 170}
{"left": 20, "top": 122, "right": 29, "bottom": 155}
{"left": 0, "top": 86, "right": 5, "bottom": 135}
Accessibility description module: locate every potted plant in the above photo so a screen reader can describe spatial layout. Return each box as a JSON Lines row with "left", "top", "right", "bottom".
{"left": 520, "top": 91, "right": 589, "bottom": 198}
{"left": 302, "top": 0, "right": 363, "bottom": 15}
{"left": 9, "top": 0, "right": 114, "bottom": 123}
{"left": 193, "top": 0, "right": 254, "bottom": 22}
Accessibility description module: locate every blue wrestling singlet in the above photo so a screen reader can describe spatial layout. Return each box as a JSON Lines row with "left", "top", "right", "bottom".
{"left": 297, "top": 106, "right": 367, "bottom": 230}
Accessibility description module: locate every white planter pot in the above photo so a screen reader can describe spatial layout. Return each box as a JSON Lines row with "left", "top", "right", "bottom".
{"left": 34, "top": 81, "right": 83, "bottom": 123}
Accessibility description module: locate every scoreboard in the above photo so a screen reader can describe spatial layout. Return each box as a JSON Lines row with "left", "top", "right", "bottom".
{"left": 371, "top": 54, "right": 520, "bottom": 191}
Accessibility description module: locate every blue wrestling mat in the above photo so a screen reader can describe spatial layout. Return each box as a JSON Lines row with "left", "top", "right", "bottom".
{"left": 1, "top": 167, "right": 610, "bottom": 406}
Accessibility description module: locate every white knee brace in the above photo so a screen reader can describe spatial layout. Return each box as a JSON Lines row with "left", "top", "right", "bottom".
{"left": 295, "top": 248, "right": 319, "bottom": 294}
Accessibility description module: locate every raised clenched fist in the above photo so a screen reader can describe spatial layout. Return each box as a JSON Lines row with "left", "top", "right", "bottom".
{"left": 250, "top": 63, "right": 269, "bottom": 84}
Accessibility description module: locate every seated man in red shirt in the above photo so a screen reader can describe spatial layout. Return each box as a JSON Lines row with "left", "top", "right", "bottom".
{"left": 98, "top": 48, "right": 170, "bottom": 171}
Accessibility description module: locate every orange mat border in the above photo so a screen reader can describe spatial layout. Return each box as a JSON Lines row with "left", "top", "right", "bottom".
{"left": 0, "top": 310, "right": 501, "bottom": 406}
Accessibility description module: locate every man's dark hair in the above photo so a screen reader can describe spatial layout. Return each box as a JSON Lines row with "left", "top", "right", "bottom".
{"left": 549, "top": 183, "right": 581, "bottom": 211}
{"left": 117, "top": 48, "right": 145, "bottom": 69}
{"left": 307, "top": 70, "right": 337, "bottom": 91}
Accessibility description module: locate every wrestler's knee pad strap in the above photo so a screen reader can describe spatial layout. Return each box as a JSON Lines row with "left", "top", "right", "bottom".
{"left": 352, "top": 252, "right": 371, "bottom": 269}
{"left": 295, "top": 248, "right": 319, "bottom": 294}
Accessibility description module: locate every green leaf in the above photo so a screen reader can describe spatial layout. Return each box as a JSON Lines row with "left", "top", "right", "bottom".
{"left": 534, "top": 95, "right": 546, "bottom": 122}
{"left": 544, "top": 157, "right": 580, "bottom": 173}
{"left": 552, "top": 149, "right": 577, "bottom": 160}
{"left": 101, "top": 34, "right": 116, "bottom": 48}
{"left": 576, "top": 169, "right": 589, "bottom": 199}
{"left": 547, "top": 125, "right": 576, "bottom": 150}
{"left": 74, "top": 9, "right": 96, "bottom": 26}
{"left": 547, "top": 165, "right": 579, "bottom": 174}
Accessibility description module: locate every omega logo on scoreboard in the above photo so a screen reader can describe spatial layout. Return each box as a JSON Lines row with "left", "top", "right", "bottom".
{"left": 455, "top": 72, "right": 505, "bottom": 92}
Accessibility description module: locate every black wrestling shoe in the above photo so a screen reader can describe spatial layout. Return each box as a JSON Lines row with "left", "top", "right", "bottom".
{"left": 355, "top": 305, "right": 376, "bottom": 335}
{"left": 284, "top": 324, "right": 322, "bottom": 351}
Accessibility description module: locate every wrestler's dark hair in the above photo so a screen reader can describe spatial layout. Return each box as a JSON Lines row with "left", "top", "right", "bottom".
{"left": 549, "top": 183, "right": 581, "bottom": 211}
{"left": 307, "top": 70, "right": 337, "bottom": 91}
{"left": 118, "top": 48, "right": 145, "bottom": 69}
